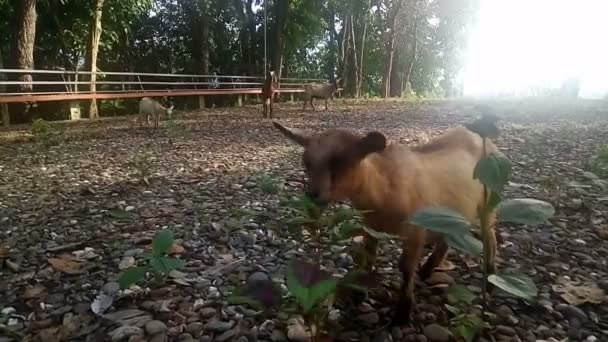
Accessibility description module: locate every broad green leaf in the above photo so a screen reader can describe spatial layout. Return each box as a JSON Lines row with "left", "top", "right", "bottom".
{"left": 118, "top": 266, "right": 148, "bottom": 289}
{"left": 453, "top": 313, "right": 489, "bottom": 342}
{"left": 444, "top": 304, "right": 461, "bottom": 315}
{"left": 446, "top": 284, "right": 476, "bottom": 305}
{"left": 487, "top": 272, "right": 538, "bottom": 301}
{"left": 109, "top": 209, "right": 130, "bottom": 220}
{"left": 149, "top": 256, "right": 184, "bottom": 275}
{"left": 152, "top": 229, "right": 174, "bottom": 255}
{"left": 498, "top": 198, "right": 555, "bottom": 226}
{"left": 473, "top": 152, "right": 512, "bottom": 193}
{"left": 445, "top": 233, "right": 483, "bottom": 256}
{"left": 409, "top": 207, "right": 471, "bottom": 235}
{"left": 286, "top": 259, "right": 337, "bottom": 313}
{"left": 335, "top": 221, "right": 364, "bottom": 240}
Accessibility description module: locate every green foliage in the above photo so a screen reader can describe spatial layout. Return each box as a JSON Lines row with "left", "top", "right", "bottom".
{"left": 410, "top": 207, "right": 471, "bottom": 235}
{"left": 286, "top": 259, "right": 338, "bottom": 314}
{"left": 117, "top": 229, "right": 184, "bottom": 289}
{"left": 128, "top": 150, "right": 156, "bottom": 184}
{"left": 498, "top": 198, "right": 555, "bottom": 225}
{"left": 109, "top": 209, "right": 130, "bottom": 220}
{"left": 445, "top": 284, "right": 489, "bottom": 342}
{"left": 487, "top": 273, "right": 538, "bottom": 301}
{"left": 473, "top": 152, "right": 512, "bottom": 193}
{"left": 590, "top": 145, "right": 608, "bottom": 179}
{"left": 31, "top": 119, "right": 63, "bottom": 147}
{"left": 255, "top": 173, "right": 280, "bottom": 195}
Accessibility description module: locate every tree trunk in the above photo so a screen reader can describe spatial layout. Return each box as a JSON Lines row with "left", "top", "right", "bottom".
{"left": 381, "top": 0, "right": 403, "bottom": 98}
{"left": 349, "top": 15, "right": 360, "bottom": 97}
{"left": 13, "top": 0, "right": 37, "bottom": 118}
{"left": 88, "top": 0, "right": 105, "bottom": 119}
{"left": 357, "top": 2, "right": 369, "bottom": 97}
{"left": 271, "top": 0, "right": 288, "bottom": 102}
{"left": 340, "top": 15, "right": 350, "bottom": 91}
{"left": 200, "top": 0, "right": 210, "bottom": 107}
{"left": 326, "top": 3, "right": 336, "bottom": 78}
{"left": 245, "top": 0, "right": 256, "bottom": 75}
{"left": 0, "top": 48, "right": 10, "bottom": 126}
{"left": 404, "top": 15, "right": 419, "bottom": 94}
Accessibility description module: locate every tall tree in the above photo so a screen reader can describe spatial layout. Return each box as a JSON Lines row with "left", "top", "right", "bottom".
{"left": 271, "top": 0, "right": 289, "bottom": 80}
{"left": 13, "top": 0, "right": 37, "bottom": 117}
{"left": 88, "top": 0, "right": 105, "bottom": 119}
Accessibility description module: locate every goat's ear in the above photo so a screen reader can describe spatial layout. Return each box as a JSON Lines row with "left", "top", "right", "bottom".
{"left": 273, "top": 121, "right": 312, "bottom": 146}
{"left": 357, "top": 131, "right": 386, "bottom": 157}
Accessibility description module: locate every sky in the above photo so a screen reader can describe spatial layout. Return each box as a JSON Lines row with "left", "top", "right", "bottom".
{"left": 462, "top": 0, "right": 608, "bottom": 98}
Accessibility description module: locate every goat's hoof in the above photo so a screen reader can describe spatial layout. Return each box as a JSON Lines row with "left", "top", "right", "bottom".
{"left": 390, "top": 297, "right": 413, "bottom": 326}
{"left": 391, "top": 305, "right": 412, "bottom": 326}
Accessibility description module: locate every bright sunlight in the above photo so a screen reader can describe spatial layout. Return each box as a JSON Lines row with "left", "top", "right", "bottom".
{"left": 463, "top": 0, "right": 608, "bottom": 99}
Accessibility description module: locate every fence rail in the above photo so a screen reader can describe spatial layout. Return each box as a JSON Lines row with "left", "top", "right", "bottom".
{"left": 0, "top": 68, "right": 326, "bottom": 104}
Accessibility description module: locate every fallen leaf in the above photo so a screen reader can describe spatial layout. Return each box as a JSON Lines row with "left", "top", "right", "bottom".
{"left": 0, "top": 246, "right": 9, "bottom": 258}
{"left": 552, "top": 277, "right": 606, "bottom": 305}
{"left": 594, "top": 226, "right": 608, "bottom": 240}
{"left": 48, "top": 257, "right": 82, "bottom": 274}
{"left": 24, "top": 285, "right": 47, "bottom": 299}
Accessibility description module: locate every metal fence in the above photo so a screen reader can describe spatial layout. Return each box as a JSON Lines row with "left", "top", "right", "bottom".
{"left": 0, "top": 68, "right": 329, "bottom": 103}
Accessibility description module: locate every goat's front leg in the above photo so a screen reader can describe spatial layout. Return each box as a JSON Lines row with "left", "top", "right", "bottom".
{"left": 354, "top": 233, "right": 378, "bottom": 272}
{"left": 392, "top": 228, "right": 426, "bottom": 326}
{"left": 310, "top": 98, "right": 316, "bottom": 111}
{"left": 324, "top": 98, "right": 328, "bottom": 111}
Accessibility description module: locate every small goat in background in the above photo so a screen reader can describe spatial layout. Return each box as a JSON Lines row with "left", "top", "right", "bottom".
{"left": 303, "top": 78, "right": 341, "bottom": 111}
{"left": 138, "top": 97, "right": 174, "bottom": 129}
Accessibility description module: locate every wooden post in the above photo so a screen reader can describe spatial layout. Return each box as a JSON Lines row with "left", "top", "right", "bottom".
{"left": 69, "top": 101, "right": 81, "bottom": 120}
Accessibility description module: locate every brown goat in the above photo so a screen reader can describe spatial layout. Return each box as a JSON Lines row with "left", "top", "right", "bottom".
{"left": 273, "top": 121, "right": 499, "bottom": 324}
{"left": 262, "top": 71, "right": 277, "bottom": 118}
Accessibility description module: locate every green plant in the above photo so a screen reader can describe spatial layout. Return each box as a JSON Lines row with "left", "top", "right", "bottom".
{"left": 165, "top": 117, "right": 179, "bottom": 143}
{"left": 31, "top": 118, "right": 63, "bottom": 147}
{"left": 128, "top": 150, "right": 156, "bottom": 184}
{"left": 255, "top": 173, "right": 280, "bottom": 194}
{"left": 230, "top": 196, "right": 377, "bottom": 341}
{"left": 117, "top": 229, "right": 185, "bottom": 289}
{"left": 590, "top": 145, "right": 608, "bottom": 179}
{"left": 408, "top": 120, "right": 554, "bottom": 335}
{"left": 445, "top": 285, "right": 490, "bottom": 342}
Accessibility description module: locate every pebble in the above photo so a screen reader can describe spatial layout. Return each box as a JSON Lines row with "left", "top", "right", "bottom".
{"left": 426, "top": 272, "right": 454, "bottom": 285}
{"left": 496, "top": 325, "right": 516, "bottom": 336}
{"left": 423, "top": 324, "right": 450, "bottom": 342}
{"left": 200, "top": 307, "right": 216, "bottom": 318}
{"left": 391, "top": 327, "right": 403, "bottom": 340}
{"left": 185, "top": 322, "right": 204, "bottom": 337}
{"left": 215, "top": 327, "right": 239, "bottom": 342}
{"left": 103, "top": 282, "right": 121, "bottom": 295}
{"left": 145, "top": 320, "right": 168, "bottom": 335}
{"left": 339, "top": 331, "right": 360, "bottom": 341}
{"left": 357, "top": 312, "right": 380, "bottom": 327}
{"left": 149, "top": 333, "right": 168, "bottom": 342}
{"left": 555, "top": 304, "right": 588, "bottom": 322}
{"left": 109, "top": 326, "right": 143, "bottom": 341}
{"left": 372, "top": 331, "right": 391, "bottom": 342}
{"left": 248, "top": 271, "right": 270, "bottom": 282}
{"left": 199, "top": 336, "right": 212, "bottom": 342}
{"left": 119, "top": 257, "right": 136, "bottom": 270}
{"left": 270, "top": 329, "right": 287, "bottom": 342}
{"left": 205, "top": 319, "right": 234, "bottom": 332}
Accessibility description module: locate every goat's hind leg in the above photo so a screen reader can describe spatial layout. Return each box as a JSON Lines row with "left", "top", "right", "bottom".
{"left": 418, "top": 238, "right": 449, "bottom": 280}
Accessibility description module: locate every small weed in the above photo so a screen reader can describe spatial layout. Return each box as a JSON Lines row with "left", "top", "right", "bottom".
{"left": 128, "top": 150, "right": 156, "bottom": 184}
{"left": 255, "top": 173, "right": 279, "bottom": 194}
{"left": 31, "top": 118, "right": 63, "bottom": 147}
{"left": 117, "top": 229, "right": 184, "bottom": 289}
{"left": 590, "top": 145, "right": 608, "bottom": 179}
{"left": 165, "top": 117, "right": 179, "bottom": 143}
{"left": 230, "top": 197, "right": 377, "bottom": 341}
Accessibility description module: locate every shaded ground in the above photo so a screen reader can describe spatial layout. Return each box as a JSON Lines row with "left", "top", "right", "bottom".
{"left": 1, "top": 99, "right": 607, "bottom": 342}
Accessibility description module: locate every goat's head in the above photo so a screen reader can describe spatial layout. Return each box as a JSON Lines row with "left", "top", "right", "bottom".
{"left": 273, "top": 121, "right": 386, "bottom": 207}
{"left": 165, "top": 105, "right": 174, "bottom": 119}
